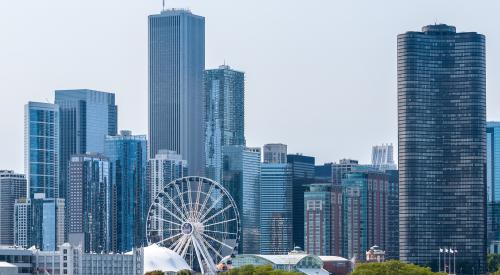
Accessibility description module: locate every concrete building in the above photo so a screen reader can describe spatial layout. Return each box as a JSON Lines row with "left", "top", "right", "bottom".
{"left": 148, "top": 9, "right": 205, "bottom": 176}
{"left": 0, "top": 243, "right": 143, "bottom": 275}
{"left": 304, "top": 184, "right": 331, "bottom": 256}
{"left": 263, "top": 144, "right": 287, "bottom": 164}
{"left": 0, "top": 171, "right": 27, "bottom": 245}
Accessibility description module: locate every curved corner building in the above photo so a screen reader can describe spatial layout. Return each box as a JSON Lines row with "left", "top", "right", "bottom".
{"left": 398, "top": 24, "right": 486, "bottom": 274}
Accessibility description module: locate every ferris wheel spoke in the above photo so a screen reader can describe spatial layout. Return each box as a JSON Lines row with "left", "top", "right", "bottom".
{"left": 180, "top": 236, "right": 192, "bottom": 258}
{"left": 204, "top": 218, "right": 237, "bottom": 228}
{"left": 158, "top": 232, "right": 183, "bottom": 246}
{"left": 174, "top": 182, "right": 191, "bottom": 218}
{"left": 149, "top": 215, "right": 182, "bottom": 227}
{"left": 187, "top": 179, "right": 194, "bottom": 218}
{"left": 171, "top": 234, "right": 187, "bottom": 252}
{"left": 197, "top": 183, "right": 215, "bottom": 220}
{"left": 192, "top": 234, "right": 216, "bottom": 274}
{"left": 201, "top": 232, "right": 234, "bottom": 250}
{"left": 154, "top": 203, "right": 185, "bottom": 224}
{"left": 199, "top": 193, "right": 224, "bottom": 221}
{"left": 161, "top": 191, "right": 188, "bottom": 220}
{"left": 194, "top": 178, "right": 203, "bottom": 215}
{"left": 202, "top": 204, "right": 232, "bottom": 224}
{"left": 198, "top": 234, "right": 224, "bottom": 260}
{"left": 191, "top": 235, "right": 206, "bottom": 275}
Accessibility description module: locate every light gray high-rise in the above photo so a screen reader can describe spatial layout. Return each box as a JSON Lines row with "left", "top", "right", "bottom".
{"left": 0, "top": 171, "right": 27, "bottom": 245}
{"left": 263, "top": 143, "right": 287, "bottom": 164}
{"left": 148, "top": 9, "right": 205, "bottom": 176}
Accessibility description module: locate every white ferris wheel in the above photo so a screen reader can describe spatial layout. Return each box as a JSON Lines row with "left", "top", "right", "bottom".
{"left": 146, "top": 176, "right": 240, "bottom": 274}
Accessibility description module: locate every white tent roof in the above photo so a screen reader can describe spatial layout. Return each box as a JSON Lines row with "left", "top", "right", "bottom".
{"left": 143, "top": 244, "right": 191, "bottom": 273}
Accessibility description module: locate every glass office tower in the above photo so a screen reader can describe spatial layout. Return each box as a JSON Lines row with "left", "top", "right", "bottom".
{"left": 398, "top": 24, "right": 486, "bottom": 273}
{"left": 222, "top": 145, "right": 261, "bottom": 254}
{"left": 25, "top": 102, "right": 60, "bottom": 199}
{"left": 148, "top": 9, "right": 205, "bottom": 176}
{"left": 205, "top": 65, "right": 245, "bottom": 182}
{"left": 487, "top": 122, "right": 500, "bottom": 251}
{"left": 67, "top": 154, "right": 111, "bottom": 253}
{"left": 260, "top": 163, "right": 293, "bottom": 255}
{"left": 287, "top": 154, "right": 315, "bottom": 250}
{"left": 55, "top": 89, "right": 117, "bottom": 207}
{"left": 105, "top": 131, "right": 147, "bottom": 252}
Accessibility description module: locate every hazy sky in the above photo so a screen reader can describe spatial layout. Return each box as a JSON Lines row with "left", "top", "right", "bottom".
{"left": 1, "top": 0, "right": 499, "bottom": 173}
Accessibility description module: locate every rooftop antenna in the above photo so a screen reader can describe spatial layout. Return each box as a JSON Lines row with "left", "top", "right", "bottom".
{"left": 162, "top": 0, "right": 165, "bottom": 11}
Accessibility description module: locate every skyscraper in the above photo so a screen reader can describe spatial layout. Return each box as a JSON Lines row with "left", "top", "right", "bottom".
{"left": 148, "top": 150, "right": 187, "bottom": 203}
{"left": 342, "top": 169, "right": 388, "bottom": 261}
{"left": 25, "top": 102, "right": 60, "bottom": 199}
{"left": 55, "top": 89, "right": 117, "bottom": 208}
{"left": 0, "top": 171, "right": 27, "bottom": 245}
{"left": 263, "top": 144, "right": 287, "bottom": 164}
{"left": 371, "top": 144, "right": 396, "bottom": 171}
{"left": 385, "top": 169, "right": 399, "bottom": 260}
{"left": 287, "top": 154, "right": 315, "bottom": 250}
{"left": 304, "top": 183, "right": 331, "bottom": 256}
{"left": 148, "top": 9, "right": 205, "bottom": 176}
{"left": 205, "top": 65, "right": 245, "bottom": 182}
{"left": 105, "top": 131, "right": 147, "bottom": 252}
{"left": 487, "top": 122, "right": 500, "bottom": 250}
{"left": 14, "top": 193, "right": 65, "bottom": 251}
{"left": 67, "top": 154, "right": 111, "bottom": 253}
{"left": 398, "top": 24, "right": 486, "bottom": 273}
{"left": 260, "top": 162, "right": 293, "bottom": 255}
{"left": 222, "top": 146, "right": 261, "bottom": 254}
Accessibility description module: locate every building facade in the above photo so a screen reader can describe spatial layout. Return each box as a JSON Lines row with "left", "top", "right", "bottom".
{"left": 148, "top": 9, "right": 205, "bottom": 176}
{"left": 342, "top": 170, "right": 388, "bottom": 261}
{"left": 205, "top": 65, "right": 245, "bottom": 183}
{"left": 222, "top": 146, "right": 261, "bottom": 254}
{"left": 67, "top": 154, "right": 111, "bottom": 253}
{"left": 385, "top": 170, "right": 399, "bottom": 260}
{"left": 371, "top": 144, "right": 397, "bottom": 171}
{"left": 260, "top": 163, "right": 293, "bottom": 255}
{"left": 287, "top": 154, "right": 315, "bottom": 250}
{"left": 0, "top": 243, "right": 143, "bottom": 275}
{"left": 0, "top": 171, "right": 27, "bottom": 245}
{"left": 14, "top": 194, "right": 65, "bottom": 251}
{"left": 304, "top": 184, "right": 331, "bottom": 256}
{"left": 55, "top": 89, "right": 117, "bottom": 213}
{"left": 25, "top": 102, "right": 60, "bottom": 199}
{"left": 398, "top": 24, "right": 486, "bottom": 273}
{"left": 263, "top": 144, "right": 287, "bottom": 164}
{"left": 105, "top": 131, "right": 147, "bottom": 252}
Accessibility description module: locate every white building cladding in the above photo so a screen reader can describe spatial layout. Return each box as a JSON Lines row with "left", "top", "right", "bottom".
{"left": 371, "top": 144, "right": 396, "bottom": 171}
{"left": 148, "top": 9, "right": 205, "bottom": 176}
{"left": 33, "top": 243, "right": 143, "bottom": 275}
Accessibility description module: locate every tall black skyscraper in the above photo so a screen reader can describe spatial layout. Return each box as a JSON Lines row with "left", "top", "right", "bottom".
{"left": 398, "top": 24, "right": 486, "bottom": 273}
{"left": 287, "top": 154, "right": 315, "bottom": 250}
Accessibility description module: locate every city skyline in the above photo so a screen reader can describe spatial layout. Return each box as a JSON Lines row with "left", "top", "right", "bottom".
{"left": 2, "top": 1, "right": 500, "bottom": 173}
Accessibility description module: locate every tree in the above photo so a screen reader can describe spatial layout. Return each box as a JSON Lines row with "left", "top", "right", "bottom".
{"left": 224, "top": 265, "right": 302, "bottom": 275}
{"left": 351, "top": 260, "right": 446, "bottom": 275}
{"left": 145, "top": 271, "right": 164, "bottom": 275}
{"left": 489, "top": 254, "right": 500, "bottom": 273}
